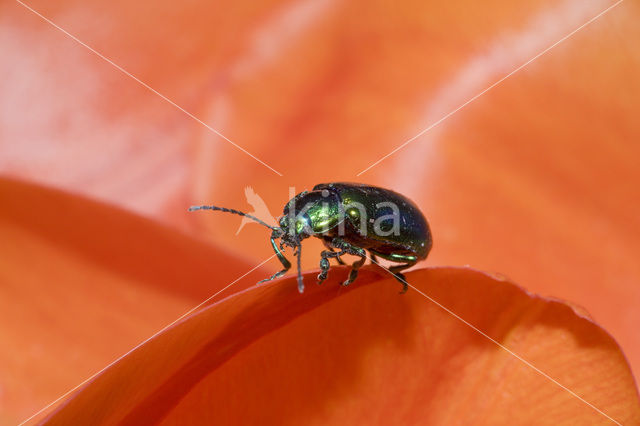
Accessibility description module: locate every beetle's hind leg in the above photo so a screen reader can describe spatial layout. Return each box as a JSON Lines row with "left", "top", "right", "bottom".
{"left": 388, "top": 261, "right": 417, "bottom": 294}
{"left": 368, "top": 251, "right": 417, "bottom": 294}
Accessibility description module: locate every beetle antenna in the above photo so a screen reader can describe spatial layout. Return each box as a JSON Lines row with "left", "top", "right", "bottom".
{"left": 296, "top": 242, "right": 304, "bottom": 293}
{"left": 188, "top": 205, "right": 278, "bottom": 230}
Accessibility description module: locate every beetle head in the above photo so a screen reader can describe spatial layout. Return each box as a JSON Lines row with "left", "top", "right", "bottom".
{"left": 277, "top": 189, "right": 343, "bottom": 244}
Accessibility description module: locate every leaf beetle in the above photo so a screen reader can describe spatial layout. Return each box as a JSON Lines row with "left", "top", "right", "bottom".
{"left": 189, "top": 182, "right": 432, "bottom": 293}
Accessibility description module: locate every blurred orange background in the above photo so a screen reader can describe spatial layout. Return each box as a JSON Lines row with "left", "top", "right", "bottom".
{"left": 1, "top": 0, "right": 639, "bottom": 422}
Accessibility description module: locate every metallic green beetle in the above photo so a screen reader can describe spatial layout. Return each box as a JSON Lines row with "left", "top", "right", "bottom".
{"left": 189, "top": 182, "right": 432, "bottom": 293}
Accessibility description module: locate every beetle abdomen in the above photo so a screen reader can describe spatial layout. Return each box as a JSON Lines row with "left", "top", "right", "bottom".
{"left": 313, "top": 182, "right": 432, "bottom": 259}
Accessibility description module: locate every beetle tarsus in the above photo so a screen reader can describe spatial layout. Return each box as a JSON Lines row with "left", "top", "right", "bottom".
{"left": 388, "top": 263, "right": 414, "bottom": 294}
{"left": 317, "top": 257, "right": 330, "bottom": 285}
{"left": 258, "top": 269, "right": 287, "bottom": 285}
{"left": 394, "top": 273, "right": 409, "bottom": 294}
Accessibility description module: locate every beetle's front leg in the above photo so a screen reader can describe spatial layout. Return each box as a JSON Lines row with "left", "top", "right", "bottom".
{"left": 258, "top": 235, "right": 291, "bottom": 284}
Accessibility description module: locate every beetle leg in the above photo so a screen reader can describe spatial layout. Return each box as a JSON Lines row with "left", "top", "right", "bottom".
{"left": 258, "top": 236, "right": 291, "bottom": 284}
{"left": 328, "top": 237, "right": 367, "bottom": 287}
{"left": 322, "top": 240, "right": 346, "bottom": 265}
{"left": 342, "top": 247, "right": 366, "bottom": 287}
{"left": 388, "top": 261, "right": 417, "bottom": 294}
{"left": 368, "top": 251, "right": 417, "bottom": 294}
{"left": 317, "top": 249, "right": 346, "bottom": 285}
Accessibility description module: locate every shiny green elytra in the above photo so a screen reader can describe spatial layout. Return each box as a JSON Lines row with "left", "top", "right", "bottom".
{"left": 189, "top": 182, "right": 432, "bottom": 293}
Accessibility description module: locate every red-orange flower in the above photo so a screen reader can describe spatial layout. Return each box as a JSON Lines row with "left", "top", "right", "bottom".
{"left": 2, "top": 0, "right": 640, "bottom": 423}
{"left": 1, "top": 178, "right": 639, "bottom": 424}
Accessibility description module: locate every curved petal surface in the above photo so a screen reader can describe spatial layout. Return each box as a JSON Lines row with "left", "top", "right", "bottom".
{"left": 42, "top": 267, "right": 640, "bottom": 425}
{"left": 0, "top": 178, "right": 268, "bottom": 423}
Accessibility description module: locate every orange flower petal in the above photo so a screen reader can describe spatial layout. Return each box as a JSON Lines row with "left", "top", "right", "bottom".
{"left": 42, "top": 267, "right": 640, "bottom": 425}
{"left": 0, "top": 177, "right": 268, "bottom": 423}
{"left": 4, "top": 0, "right": 640, "bottom": 381}
{"left": 4, "top": 1, "right": 640, "bottom": 419}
